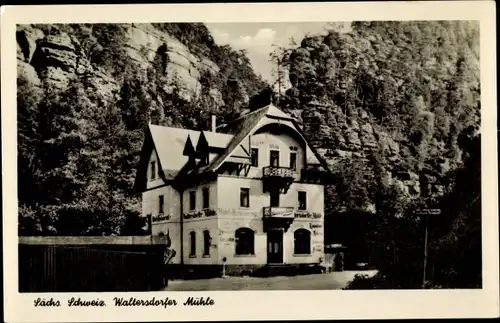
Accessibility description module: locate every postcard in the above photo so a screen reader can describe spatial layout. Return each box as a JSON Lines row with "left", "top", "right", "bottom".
{"left": 2, "top": 1, "right": 498, "bottom": 321}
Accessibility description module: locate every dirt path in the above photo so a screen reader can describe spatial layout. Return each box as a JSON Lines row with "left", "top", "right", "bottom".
{"left": 165, "top": 270, "right": 378, "bottom": 291}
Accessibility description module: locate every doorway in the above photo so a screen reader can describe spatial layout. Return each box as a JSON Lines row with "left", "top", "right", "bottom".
{"left": 267, "top": 229, "right": 284, "bottom": 264}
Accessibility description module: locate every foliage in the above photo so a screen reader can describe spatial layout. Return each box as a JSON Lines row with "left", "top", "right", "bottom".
{"left": 18, "top": 23, "right": 267, "bottom": 236}
{"left": 152, "top": 23, "right": 268, "bottom": 112}
{"left": 278, "top": 21, "right": 481, "bottom": 289}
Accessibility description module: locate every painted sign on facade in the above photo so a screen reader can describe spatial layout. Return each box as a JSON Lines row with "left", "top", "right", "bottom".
{"left": 217, "top": 208, "right": 260, "bottom": 218}
{"left": 183, "top": 209, "right": 216, "bottom": 219}
{"left": 295, "top": 211, "right": 323, "bottom": 219}
{"left": 152, "top": 214, "right": 171, "bottom": 222}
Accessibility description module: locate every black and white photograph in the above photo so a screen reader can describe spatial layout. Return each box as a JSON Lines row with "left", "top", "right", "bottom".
{"left": 2, "top": 1, "right": 498, "bottom": 321}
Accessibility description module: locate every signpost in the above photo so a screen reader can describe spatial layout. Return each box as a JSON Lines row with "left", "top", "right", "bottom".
{"left": 414, "top": 208, "right": 441, "bottom": 288}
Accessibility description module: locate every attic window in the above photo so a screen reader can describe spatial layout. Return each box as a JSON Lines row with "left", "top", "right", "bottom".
{"left": 150, "top": 161, "right": 156, "bottom": 181}
{"left": 290, "top": 152, "right": 297, "bottom": 171}
{"left": 198, "top": 153, "right": 209, "bottom": 167}
{"left": 251, "top": 148, "right": 259, "bottom": 167}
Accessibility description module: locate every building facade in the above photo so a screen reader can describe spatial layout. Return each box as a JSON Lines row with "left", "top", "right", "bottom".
{"left": 135, "top": 105, "right": 332, "bottom": 276}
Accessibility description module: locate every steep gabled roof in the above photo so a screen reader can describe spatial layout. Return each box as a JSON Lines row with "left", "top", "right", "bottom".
{"left": 208, "top": 104, "right": 332, "bottom": 174}
{"left": 203, "top": 131, "right": 233, "bottom": 149}
{"left": 266, "top": 104, "right": 296, "bottom": 120}
{"left": 136, "top": 105, "right": 332, "bottom": 191}
{"left": 206, "top": 105, "right": 270, "bottom": 172}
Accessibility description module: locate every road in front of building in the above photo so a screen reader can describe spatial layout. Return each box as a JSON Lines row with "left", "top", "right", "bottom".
{"left": 165, "top": 270, "right": 378, "bottom": 291}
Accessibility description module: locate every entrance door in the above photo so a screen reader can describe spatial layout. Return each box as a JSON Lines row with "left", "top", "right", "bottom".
{"left": 267, "top": 229, "right": 284, "bottom": 264}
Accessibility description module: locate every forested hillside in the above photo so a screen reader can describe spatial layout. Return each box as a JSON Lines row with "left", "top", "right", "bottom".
{"left": 17, "top": 23, "right": 269, "bottom": 236}
{"left": 273, "top": 21, "right": 481, "bottom": 288}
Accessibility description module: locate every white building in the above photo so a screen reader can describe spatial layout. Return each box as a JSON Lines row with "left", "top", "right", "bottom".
{"left": 134, "top": 104, "right": 332, "bottom": 277}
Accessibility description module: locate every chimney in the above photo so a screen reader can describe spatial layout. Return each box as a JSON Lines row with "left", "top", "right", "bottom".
{"left": 211, "top": 114, "right": 216, "bottom": 133}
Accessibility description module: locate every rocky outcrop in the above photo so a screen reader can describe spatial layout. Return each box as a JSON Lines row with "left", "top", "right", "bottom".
{"left": 298, "top": 100, "right": 446, "bottom": 208}
{"left": 123, "top": 24, "right": 221, "bottom": 101}
{"left": 17, "top": 23, "right": 224, "bottom": 104}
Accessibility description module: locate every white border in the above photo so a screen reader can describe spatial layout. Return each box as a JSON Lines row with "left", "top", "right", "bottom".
{"left": 2, "top": 1, "right": 498, "bottom": 321}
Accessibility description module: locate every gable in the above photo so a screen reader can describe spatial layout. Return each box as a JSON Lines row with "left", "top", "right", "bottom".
{"left": 146, "top": 147, "right": 165, "bottom": 190}
{"left": 208, "top": 106, "right": 330, "bottom": 173}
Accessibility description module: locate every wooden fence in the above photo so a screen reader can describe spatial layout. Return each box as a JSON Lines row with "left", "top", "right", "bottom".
{"left": 19, "top": 241, "right": 167, "bottom": 293}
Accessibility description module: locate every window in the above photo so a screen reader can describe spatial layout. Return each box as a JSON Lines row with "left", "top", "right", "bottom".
{"left": 290, "top": 152, "right": 297, "bottom": 170}
{"left": 158, "top": 195, "right": 164, "bottom": 214}
{"left": 294, "top": 229, "right": 311, "bottom": 255}
{"left": 198, "top": 153, "right": 209, "bottom": 166}
{"left": 189, "top": 191, "right": 196, "bottom": 211}
{"left": 202, "top": 187, "right": 210, "bottom": 209}
{"left": 235, "top": 228, "right": 255, "bottom": 255}
{"left": 189, "top": 231, "right": 196, "bottom": 256}
{"left": 150, "top": 161, "right": 156, "bottom": 180}
{"left": 270, "top": 150, "right": 280, "bottom": 167}
{"left": 203, "top": 230, "right": 211, "bottom": 256}
{"left": 270, "top": 191, "right": 280, "bottom": 207}
{"left": 298, "top": 191, "right": 307, "bottom": 210}
{"left": 251, "top": 148, "right": 259, "bottom": 167}
{"left": 240, "top": 188, "right": 250, "bottom": 208}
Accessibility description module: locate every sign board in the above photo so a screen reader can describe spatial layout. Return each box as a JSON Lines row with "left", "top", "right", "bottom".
{"left": 152, "top": 214, "right": 171, "bottom": 222}
{"left": 414, "top": 208, "right": 441, "bottom": 215}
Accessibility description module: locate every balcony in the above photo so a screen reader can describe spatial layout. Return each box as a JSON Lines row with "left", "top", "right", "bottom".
{"left": 300, "top": 167, "right": 332, "bottom": 184}
{"left": 263, "top": 166, "right": 295, "bottom": 178}
{"left": 263, "top": 206, "right": 295, "bottom": 219}
{"left": 262, "top": 207, "right": 295, "bottom": 232}
{"left": 262, "top": 166, "right": 295, "bottom": 194}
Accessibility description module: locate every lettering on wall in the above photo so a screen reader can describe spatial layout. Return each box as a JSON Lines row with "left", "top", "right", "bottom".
{"left": 251, "top": 139, "right": 265, "bottom": 146}
{"left": 152, "top": 214, "right": 171, "bottom": 222}
{"left": 309, "top": 223, "right": 323, "bottom": 229}
{"left": 183, "top": 209, "right": 216, "bottom": 219}
{"left": 217, "top": 208, "right": 260, "bottom": 218}
{"left": 313, "top": 246, "right": 323, "bottom": 252}
{"left": 295, "top": 212, "right": 323, "bottom": 219}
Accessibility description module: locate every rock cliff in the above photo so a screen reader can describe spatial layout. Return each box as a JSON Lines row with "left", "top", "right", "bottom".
{"left": 17, "top": 23, "right": 265, "bottom": 111}
{"left": 280, "top": 21, "right": 480, "bottom": 213}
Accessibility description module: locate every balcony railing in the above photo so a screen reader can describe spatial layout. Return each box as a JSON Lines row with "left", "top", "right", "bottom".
{"left": 300, "top": 168, "right": 332, "bottom": 184}
{"left": 263, "top": 206, "right": 295, "bottom": 219}
{"left": 263, "top": 166, "right": 295, "bottom": 178}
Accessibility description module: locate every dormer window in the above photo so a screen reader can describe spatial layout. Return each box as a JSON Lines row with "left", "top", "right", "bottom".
{"left": 150, "top": 161, "right": 156, "bottom": 180}
{"left": 270, "top": 150, "right": 280, "bottom": 167}
{"left": 290, "top": 152, "right": 297, "bottom": 171}
{"left": 251, "top": 148, "right": 259, "bottom": 167}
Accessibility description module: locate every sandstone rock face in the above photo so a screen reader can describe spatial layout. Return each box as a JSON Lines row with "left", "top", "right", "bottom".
{"left": 16, "top": 25, "right": 45, "bottom": 63}
{"left": 18, "top": 61, "right": 41, "bottom": 86}
{"left": 17, "top": 23, "right": 222, "bottom": 104}
{"left": 209, "top": 88, "right": 225, "bottom": 107}
{"left": 123, "top": 24, "right": 220, "bottom": 101}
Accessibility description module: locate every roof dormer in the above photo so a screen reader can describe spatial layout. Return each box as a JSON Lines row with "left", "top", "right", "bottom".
{"left": 183, "top": 134, "right": 195, "bottom": 157}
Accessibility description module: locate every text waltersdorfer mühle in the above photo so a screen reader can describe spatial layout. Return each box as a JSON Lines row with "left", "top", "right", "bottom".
{"left": 33, "top": 296, "right": 215, "bottom": 308}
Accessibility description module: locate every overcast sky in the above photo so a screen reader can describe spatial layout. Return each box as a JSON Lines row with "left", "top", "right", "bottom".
{"left": 205, "top": 23, "right": 336, "bottom": 84}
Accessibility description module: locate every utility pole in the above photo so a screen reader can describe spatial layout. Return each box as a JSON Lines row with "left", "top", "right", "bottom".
{"left": 414, "top": 207, "right": 440, "bottom": 289}
{"left": 276, "top": 57, "right": 282, "bottom": 106}
{"left": 423, "top": 213, "right": 429, "bottom": 287}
